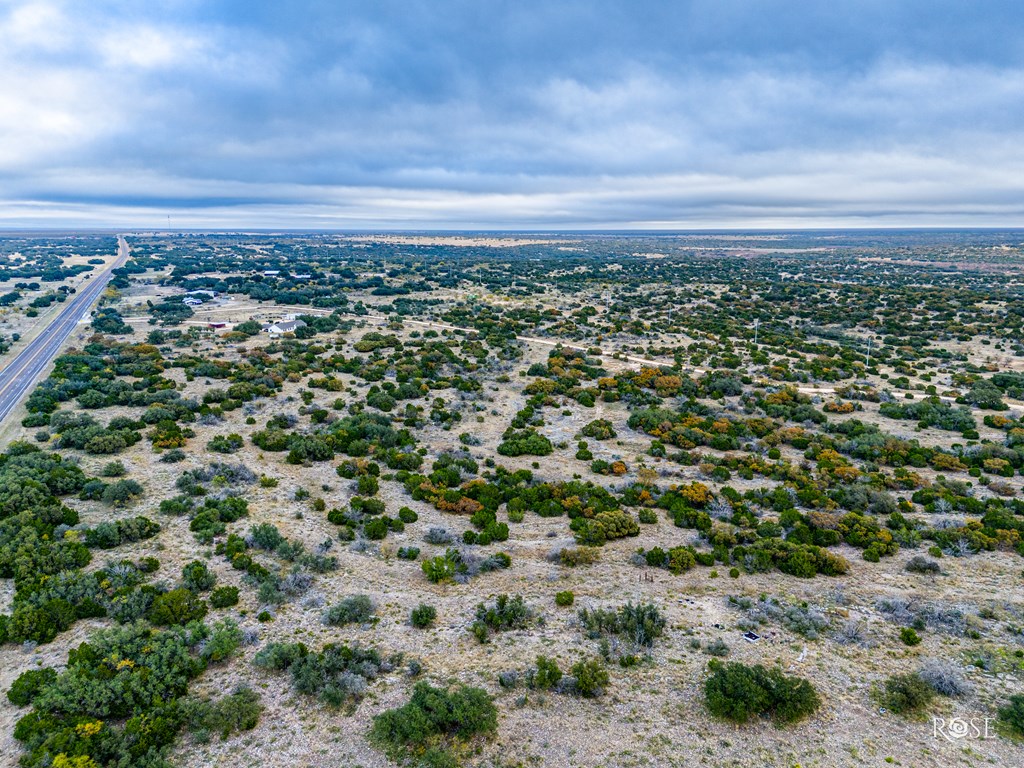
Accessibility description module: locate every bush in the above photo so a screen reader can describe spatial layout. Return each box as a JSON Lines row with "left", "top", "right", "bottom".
{"left": 558, "top": 546, "right": 600, "bottom": 567}
{"left": 9, "top": 621, "right": 208, "bottom": 764}
{"left": 578, "top": 602, "right": 666, "bottom": 650}
{"left": 571, "top": 657, "right": 609, "bottom": 698}
{"left": 917, "top": 659, "right": 969, "bottom": 698}
{"left": 148, "top": 588, "right": 208, "bottom": 626}
{"left": 182, "top": 560, "right": 216, "bottom": 592}
{"left": 397, "top": 546, "right": 420, "bottom": 560}
{"left": 369, "top": 682, "right": 497, "bottom": 766}
{"left": 638, "top": 508, "right": 658, "bottom": 525}
{"left": 182, "top": 686, "right": 263, "bottom": 740}
{"left": 883, "top": 672, "right": 935, "bottom": 714}
{"left": 255, "top": 641, "right": 382, "bottom": 707}
{"left": 201, "top": 619, "right": 244, "bottom": 663}
{"left": 410, "top": 603, "right": 437, "bottom": 629}
{"left": 422, "top": 552, "right": 458, "bottom": 584}
{"left": 424, "top": 527, "right": 453, "bottom": 545}
{"left": 704, "top": 638, "right": 730, "bottom": 657}
{"left": 323, "top": 595, "right": 375, "bottom": 626}
{"left": 100, "top": 461, "right": 126, "bottom": 477}
{"left": 704, "top": 660, "right": 821, "bottom": 725}
{"left": 900, "top": 627, "right": 922, "bottom": 646}
{"left": 472, "top": 594, "right": 531, "bottom": 642}
{"left": 531, "top": 655, "right": 562, "bottom": 689}
{"left": 905, "top": 556, "right": 941, "bottom": 574}
{"left": 209, "top": 586, "right": 240, "bottom": 609}
{"left": 555, "top": 590, "right": 575, "bottom": 607}
{"left": 997, "top": 693, "right": 1024, "bottom": 739}
{"left": 101, "top": 478, "right": 144, "bottom": 506}
{"left": 7, "top": 668, "right": 58, "bottom": 707}
{"left": 208, "top": 433, "right": 244, "bottom": 453}
{"left": 398, "top": 506, "right": 418, "bottom": 523}
{"left": 357, "top": 474, "right": 379, "bottom": 496}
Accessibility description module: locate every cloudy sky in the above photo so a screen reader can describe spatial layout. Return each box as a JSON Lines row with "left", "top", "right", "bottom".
{"left": 3, "top": 0, "right": 1024, "bottom": 229}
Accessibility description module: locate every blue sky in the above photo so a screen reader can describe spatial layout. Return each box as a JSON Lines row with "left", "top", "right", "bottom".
{"left": 3, "top": 0, "right": 1024, "bottom": 229}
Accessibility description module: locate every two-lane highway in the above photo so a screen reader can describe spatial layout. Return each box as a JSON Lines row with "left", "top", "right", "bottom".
{"left": 0, "top": 235, "right": 131, "bottom": 427}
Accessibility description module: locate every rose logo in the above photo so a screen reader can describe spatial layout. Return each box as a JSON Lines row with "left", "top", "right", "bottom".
{"left": 945, "top": 718, "right": 970, "bottom": 739}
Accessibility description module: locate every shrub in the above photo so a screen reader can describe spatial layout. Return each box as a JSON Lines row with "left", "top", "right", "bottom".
{"left": 7, "top": 668, "right": 58, "bottom": 707}
{"left": 324, "top": 595, "right": 375, "bottom": 626}
{"left": 571, "top": 657, "right": 609, "bottom": 698}
{"left": 997, "top": 693, "right": 1024, "bottom": 739}
{"left": 356, "top": 474, "right": 379, "bottom": 496}
{"left": 638, "top": 508, "right": 658, "bottom": 524}
{"left": 369, "top": 682, "right": 497, "bottom": 766}
{"left": 704, "top": 638, "right": 730, "bottom": 657}
{"left": 182, "top": 560, "right": 216, "bottom": 592}
{"left": 531, "top": 655, "right": 562, "bottom": 689}
{"left": 900, "top": 627, "right": 922, "bottom": 646}
{"left": 398, "top": 506, "right": 418, "bottom": 523}
{"left": 555, "top": 590, "right": 575, "bottom": 607}
{"left": 704, "top": 660, "right": 821, "bottom": 725}
{"left": 917, "top": 659, "right": 970, "bottom": 698}
{"left": 424, "top": 527, "right": 453, "bottom": 545}
{"left": 208, "top": 433, "right": 244, "bottom": 453}
{"left": 578, "top": 602, "right": 666, "bottom": 650}
{"left": 397, "top": 546, "right": 420, "bottom": 560}
{"left": 410, "top": 603, "right": 437, "bottom": 629}
{"left": 472, "top": 594, "right": 531, "bottom": 642}
{"left": 148, "top": 588, "right": 208, "bottom": 626}
{"left": 101, "top": 479, "right": 144, "bottom": 506}
{"left": 905, "top": 556, "right": 941, "bottom": 574}
{"left": 422, "top": 552, "right": 459, "bottom": 584}
{"left": 201, "top": 619, "right": 244, "bottom": 663}
{"left": 558, "top": 546, "right": 600, "bottom": 567}
{"left": 255, "top": 641, "right": 382, "bottom": 707}
{"left": 182, "top": 686, "right": 263, "bottom": 740}
{"left": 363, "top": 517, "right": 389, "bottom": 540}
{"left": 883, "top": 672, "right": 935, "bottom": 714}
{"left": 581, "top": 419, "right": 616, "bottom": 440}
{"left": 11, "top": 622, "right": 206, "bottom": 766}
{"left": 209, "top": 586, "right": 240, "bottom": 609}
{"left": 100, "top": 461, "right": 126, "bottom": 477}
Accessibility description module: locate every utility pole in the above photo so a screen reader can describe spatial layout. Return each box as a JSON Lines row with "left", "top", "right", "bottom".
{"left": 865, "top": 336, "right": 872, "bottom": 368}
{"left": 753, "top": 319, "right": 759, "bottom": 346}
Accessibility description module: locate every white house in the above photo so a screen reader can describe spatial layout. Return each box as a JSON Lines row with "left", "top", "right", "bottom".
{"left": 262, "top": 319, "right": 307, "bottom": 334}
{"left": 182, "top": 297, "right": 203, "bottom": 306}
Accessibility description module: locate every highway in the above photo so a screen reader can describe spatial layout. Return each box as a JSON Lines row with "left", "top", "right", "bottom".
{"left": 0, "top": 235, "right": 131, "bottom": 427}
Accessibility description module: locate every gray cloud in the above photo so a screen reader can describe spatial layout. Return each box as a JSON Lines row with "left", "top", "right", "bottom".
{"left": 3, "top": 0, "right": 1024, "bottom": 228}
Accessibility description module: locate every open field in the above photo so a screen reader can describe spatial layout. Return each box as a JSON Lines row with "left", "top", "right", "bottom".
{"left": 2, "top": 231, "right": 1024, "bottom": 768}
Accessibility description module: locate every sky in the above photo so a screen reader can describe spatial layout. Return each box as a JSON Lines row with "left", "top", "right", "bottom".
{"left": 3, "top": 0, "right": 1024, "bottom": 230}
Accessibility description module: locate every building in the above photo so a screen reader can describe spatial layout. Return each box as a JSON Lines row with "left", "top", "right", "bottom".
{"left": 182, "top": 297, "right": 203, "bottom": 306}
{"left": 261, "top": 319, "right": 307, "bottom": 334}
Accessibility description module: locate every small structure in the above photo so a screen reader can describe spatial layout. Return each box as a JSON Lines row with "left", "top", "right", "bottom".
{"left": 182, "top": 297, "right": 203, "bottom": 306}
{"left": 262, "top": 319, "right": 307, "bottom": 335}
{"left": 742, "top": 631, "right": 761, "bottom": 643}
{"left": 208, "top": 322, "right": 227, "bottom": 329}
{"left": 262, "top": 270, "right": 280, "bottom": 276}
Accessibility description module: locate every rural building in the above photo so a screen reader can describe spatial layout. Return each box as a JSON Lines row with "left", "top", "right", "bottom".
{"left": 262, "top": 319, "right": 307, "bottom": 334}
